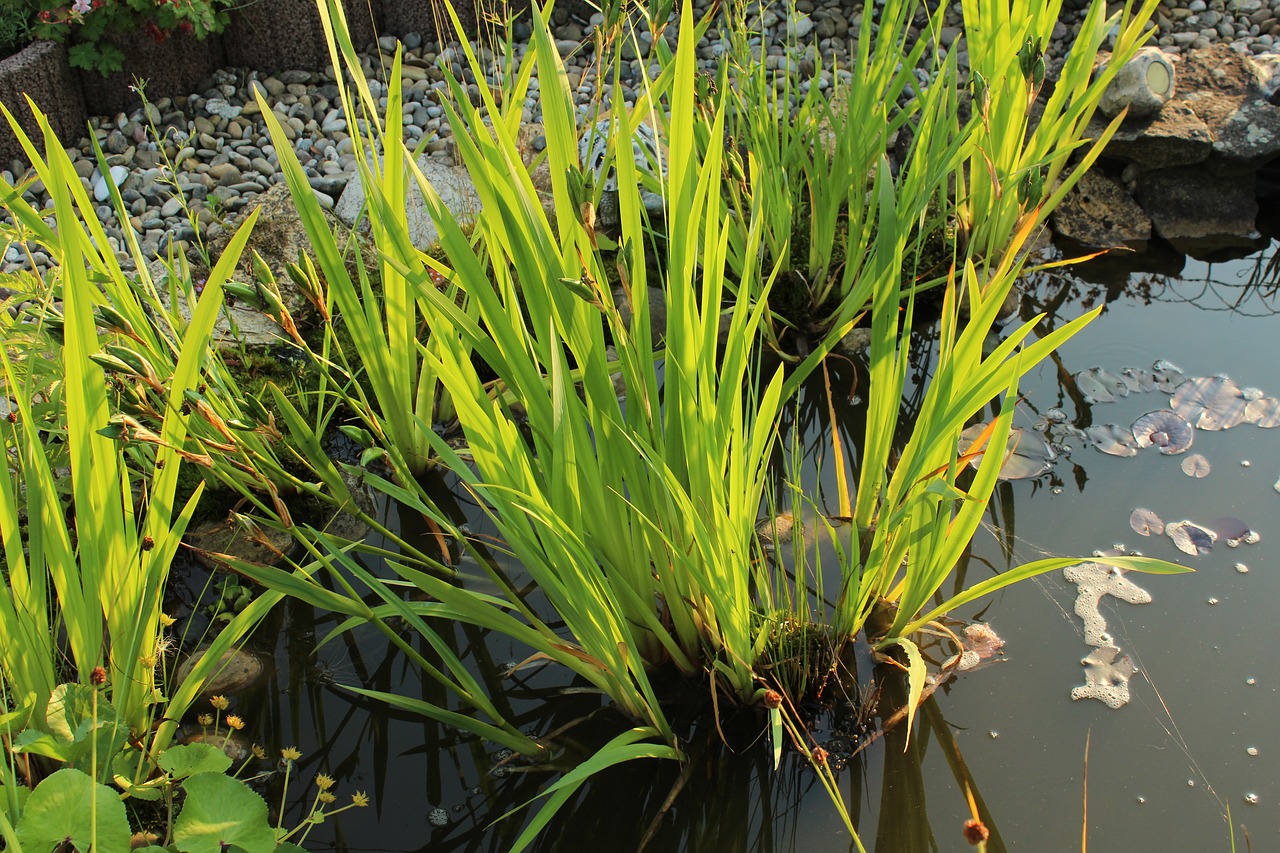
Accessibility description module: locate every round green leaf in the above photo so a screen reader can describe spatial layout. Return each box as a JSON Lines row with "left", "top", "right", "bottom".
{"left": 159, "top": 743, "right": 233, "bottom": 780}
{"left": 15, "top": 767, "right": 131, "bottom": 853}
{"left": 173, "top": 772, "right": 278, "bottom": 853}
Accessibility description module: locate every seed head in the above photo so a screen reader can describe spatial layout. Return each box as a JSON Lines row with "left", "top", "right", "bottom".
{"left": 963, "top": 818, "right": 990, "bottom": 845}
{"left": 762, "top": 689, "right": 783, "bottom": 710}
{"left": 90, "top": 666, "right": 107, "bottom": 686}
{"left": 811, "top": 747, "right": 828, "bottom": 766}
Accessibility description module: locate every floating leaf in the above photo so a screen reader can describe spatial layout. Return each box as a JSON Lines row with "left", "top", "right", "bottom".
{"left": 1085, "top": 423, "right": 1139, "bottom": 457}
{"left": 959, "top": 424, "right": 1056, "bottom": 480}
{"left": 1132, "top": 410, "right": 1194, "bottom": 455}
{"left": 1121, "top": 367, "right": 1156, "bottom": 393}
{"left": 1166, "top": 520, "right": 1216, "bottom": 556}
{"left": 1129, "top": 508, "right": 1164, "bottom": 537}
{"left": 1071, "top": 644, "right": 1138, "bottom": 709}
{"left": 1245, "top": 397, "right": 1280, "bottom": 427}
{"left": 1076, "top": 367, "right": 1127, "bottom": 403}
{"left": 1180, "top": 453, "right": 1211, "bottom": 478}
{"left": 1152, "top": 359, "right": 1185, "bottom": 393}
{"left": 1171, "top": 376, "right": 1248, "bottom": 431}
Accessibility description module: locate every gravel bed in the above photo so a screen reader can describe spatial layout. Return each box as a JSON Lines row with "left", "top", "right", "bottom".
{"left": 2, "top": 0, "right": 1279, "bottom": 278}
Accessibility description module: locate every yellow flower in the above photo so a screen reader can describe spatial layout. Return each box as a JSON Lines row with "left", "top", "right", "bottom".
{"left": 210, "top": 695, "right": 230, "bottom": 711}
{"left": 251, "top": 744, "right": 267, "bottom": 759}
{"left": 224, "top": 715, "right": 245, "bottom": 731}
{"left": 197, "top": 714, "right": 213, "bottom": 726}
{"left": 159, "top": 612, "right": 176, "bottom": 627}
{"left": 315, "top": 773, "right": 335, "bottom": 791}
{"left": 281, "top": 746, "right": 302, "bottom": 761}
{"left": 351, "top": 791, "right": 370, "bottom": 807}
{"left": 318, "top": 791, "right": 336, "bottom": 805}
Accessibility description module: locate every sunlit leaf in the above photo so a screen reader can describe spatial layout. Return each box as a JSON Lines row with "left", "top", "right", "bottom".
{"left": 1171, "top": 376, "right": 1248, "bottom": 431}
{"left": 172, "top": 772, "right": 278, "bottom": 853}
{"left": 1131, "top": 410, "right": 1193, "bottom": 455}
{"left": 14, "top": 768, "right": 131, "bottom": 852}
{"left": 1085, "top": 423, "right": 1139, "bottom": 457}
{"left": 1180, "top": 453, "right": 1211, "bottom": 478}
{"left": 1244, "top": 396, "right": 1280, "bottom": 427}
{"left": 1129, "top": 508, "right": 1164, "bottom": 537}
{"left": 1166, "top": 520, "right": 1216, "bottom": 556}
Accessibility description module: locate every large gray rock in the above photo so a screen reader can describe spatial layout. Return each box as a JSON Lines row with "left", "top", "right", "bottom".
{"left": 335, "top": 153, "right": 482, "bottom": 250}
{"left": 1135, "top": 167, "right": 1259, "bottom": 254}
{"left": 1177, "top": 45, "right": 1280, "bottom": 174}
{"left": 1052, "top": 171, "right": 1151, "bottom": 251}
{"left": 1098, "top": 47, "right": 1176, "bottom": 120}
{"left": 1094, "top": 101, "right": 1215, "bottom": 170}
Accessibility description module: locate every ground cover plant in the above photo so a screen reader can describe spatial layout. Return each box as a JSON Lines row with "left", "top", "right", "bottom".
{"left": 0, "top": 0, "right": 1196, "bottom": 847}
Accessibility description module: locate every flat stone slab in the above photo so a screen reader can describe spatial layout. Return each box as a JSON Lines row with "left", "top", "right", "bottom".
{"left": 1136, "top": 166, "right": 1259, "bottom": 254}
{"left": 1092, "top": 101, "right": 1214, "bottom": 170}
{"left": 1052, "top": 171, "right": 1152, "bottom": 251}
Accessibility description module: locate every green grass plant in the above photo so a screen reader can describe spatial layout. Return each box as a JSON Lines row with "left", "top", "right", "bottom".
{"left": 164, "top": 0, "right": 1193, "bottom": 845}
{"left": 0, "top": 102, "right": 290, "bottom": 759}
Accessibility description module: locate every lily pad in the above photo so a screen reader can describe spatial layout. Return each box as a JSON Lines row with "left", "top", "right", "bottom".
{"left": 1085, "top": 424, "right": 1139, "bottom": 457}
{"left": 1129, "top": 508, "right": 1164, "bottom": 537}
{"left": 959, "top": 423, "right": 1056, "bottom": 480}
{"left": 1071, "top": 644, "right": 1138, "bottom": 709}
{"left": 1076, "top": 367, "right": 1128, "bottom": 403}
{"left": 1132, "top": 410, "right": 1194, "bottom": 455}
{"left": 1244, "top": 397, "right": 1280, "bottom": 427}
{"left": 1180, "top": 453, "right": 1211, "bottom": 478}
{"left": 1171, "top": 376, "right": 1248, "bottom": 431}
{"left": 1152, "top": 359, "right": 1185, "bottom": 393}
{"left": 1120, "top": 367, "right": 1155, "bottom": 393}
{"left": 1166, "top": 520, "right": 1216, "bottom": 556}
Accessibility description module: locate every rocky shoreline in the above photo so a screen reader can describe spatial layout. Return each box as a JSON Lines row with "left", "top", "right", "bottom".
{"left": 4, "top": 0, "right": 1280, "bottom": 278}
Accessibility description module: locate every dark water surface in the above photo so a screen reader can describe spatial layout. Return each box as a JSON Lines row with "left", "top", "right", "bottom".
{"left": 262, "top": 243, "right": 1280, "bottom": 852}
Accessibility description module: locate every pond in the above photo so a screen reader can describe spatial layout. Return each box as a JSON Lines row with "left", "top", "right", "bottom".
{"left": 226, "top": 238, "right": 1280, "bottom": 852}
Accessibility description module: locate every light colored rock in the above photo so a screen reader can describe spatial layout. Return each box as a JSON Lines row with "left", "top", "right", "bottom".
{"left": 1098, "top": 47, "right": 1177, "bottom": 119}
{"left": 335, "top": 153, "right": 482, "bottom": 250}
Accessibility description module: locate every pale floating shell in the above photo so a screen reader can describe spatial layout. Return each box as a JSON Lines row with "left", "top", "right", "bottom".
{"left": 1167, "top": 520, "right": 1217, "bottom": 556}
{"left": 1171, "top": 376, "right": 1248, "bottom": 431}
{"left": 1129, "top": 507, "right": 1165, "bottom": 537}
{"left": 1181, "top": 453, "right": 1211, "bottom": 478}
{"left": 1085, "top": 423, "right": 1139, "bottom": 457}
{"left": 1244, "top": 397, "right": 1280, "bottom": 428}
{"left": 1132, "top": 409, "right": 1194, "bottom": 455}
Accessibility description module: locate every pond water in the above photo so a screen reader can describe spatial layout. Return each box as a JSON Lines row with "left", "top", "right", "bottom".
{"left": 238, "top": 239, "right": 1280, "bottom": 851}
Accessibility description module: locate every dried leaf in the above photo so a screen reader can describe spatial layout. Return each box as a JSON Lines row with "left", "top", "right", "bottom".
{"left": 1129, "top": 508, "right": 1164, "bottom": 537}
{"left": 1180, "top": 453, "right": 1211, "bottom": 478}
{"left": 1132, "top": 410, "right": 1194, "bottom": 455}
{"left": 1166, "top": 520, "right": 1216, "bottom": 556}
{"left": 1085, "top": 424, "right": 1139, "bottom": 457}
{"left": 1245, "top": 397, "right": 1280, "bottom": 428}
{"left": 1171, "top": 376, "right": 1248, "bottom": 431}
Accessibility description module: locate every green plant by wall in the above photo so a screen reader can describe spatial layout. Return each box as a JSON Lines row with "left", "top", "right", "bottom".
{"left": 20, "top": 0, "right": 232, "bottom": 74}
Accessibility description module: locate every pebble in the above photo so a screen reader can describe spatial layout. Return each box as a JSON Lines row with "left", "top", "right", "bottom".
{"left": 5, "top": 0, "right": 1280, "bottom": 281}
